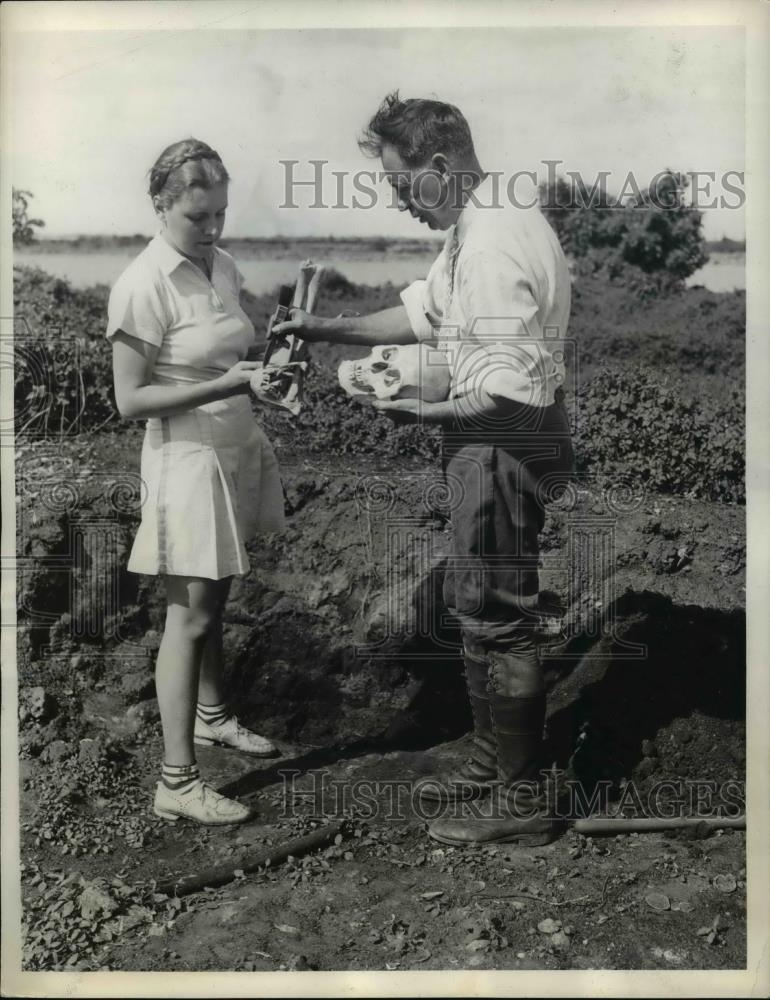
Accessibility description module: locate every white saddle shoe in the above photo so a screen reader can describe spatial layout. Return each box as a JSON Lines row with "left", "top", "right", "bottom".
{"left": 153, "top": 778, "right": 252, "bottom": 826}
{"left": 194, "top": 714, "right": 278, "bottom": 757}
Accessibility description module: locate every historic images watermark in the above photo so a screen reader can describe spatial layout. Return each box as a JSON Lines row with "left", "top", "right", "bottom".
{"left": 353, "top": 468, "right": 645, "bottom": 661}
{"left": 350, "top": 325, "right": 647, "bottom": 664}
{"left": 12, "top": 466, "right": 149, "bottom": 663}
{"left": 277, "top": 768, "right": 746, "bottom": 824}
{"left": 279, "top": 160, "right": 746, "bottom": 212}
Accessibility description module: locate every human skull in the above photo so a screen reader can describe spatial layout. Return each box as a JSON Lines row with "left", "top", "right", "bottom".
{"left": 338, "top": 343, "right": 451, "bottom": 402}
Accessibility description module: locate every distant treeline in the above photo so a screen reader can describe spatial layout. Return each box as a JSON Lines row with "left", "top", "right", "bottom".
{"left": 704, "top": 237, "right": 746, "bottom": 254}
{"left": 20, "top": 232, "right": 745, "bottom": 257}
{"left": 17, "top": 234, "right": 443, "bottom": 256}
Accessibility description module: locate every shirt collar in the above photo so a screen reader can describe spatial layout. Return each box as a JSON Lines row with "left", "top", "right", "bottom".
{"left": 454, "top": 172, "right": 494, "bottom": 244}
{"left": 148, "top": 231, "right": 209, "bottom": 276}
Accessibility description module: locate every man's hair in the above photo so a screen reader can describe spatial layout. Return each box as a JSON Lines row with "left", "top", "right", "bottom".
{"left": 358, "top": 91, "right": 475, "bottom": 167}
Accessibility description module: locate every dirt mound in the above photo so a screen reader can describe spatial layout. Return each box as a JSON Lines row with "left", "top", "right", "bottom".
{"left": 16, "top": 435, "right": 744, "bottom": 767}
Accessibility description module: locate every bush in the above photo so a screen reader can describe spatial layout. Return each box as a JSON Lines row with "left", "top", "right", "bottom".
{"left": 12, "top": 264, "right": 744, "bottom": 503}
{"left": 304, "top": 266, "right": 364, "bottom": 301}
{"left": 567, "top": 274, "right": 745, "bottom": 387}
{"left": 11, "top": 264, "right": 438, "bottom": 458}
{"left": 13, "top": 266, "right": 115, "bottom": 435}
{"left": 574, "top": 367, "right": 744, "bottom": 503}
{"left": 260, "top": 361, "right": 441, "bottom": 461}
{"left": 12, "top": 189, "right": 45, "bottom": 246}
{"left": 541, "top": 170, "right": 708, "bottom": 295}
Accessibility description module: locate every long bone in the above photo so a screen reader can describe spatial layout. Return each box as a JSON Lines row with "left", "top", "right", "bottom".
{"left": 292, "top": 258, "right": 314, "bottom": 310}
{"left": 305, "top": 264, "right": 326, "bottom": 314}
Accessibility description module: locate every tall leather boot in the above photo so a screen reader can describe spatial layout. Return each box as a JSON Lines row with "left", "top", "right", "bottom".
{"left": 426, "top": 688, "right": 558, "bottom": 846}
{"left": 417, "top": 643, "right": 498, "bottom": 806}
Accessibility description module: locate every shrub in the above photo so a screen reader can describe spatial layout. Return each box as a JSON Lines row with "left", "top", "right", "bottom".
{"left": 12, "top": 264, "right": 744, "bottom": 503}
{"left": 260, "top": 361, "right": 441, "bottom": 461}
{"left": 13, "top": 266, "right": 115, "bottom": 435}
{"left": 541, "top": 170, "right": 708, "bottom": 295}
{"left": 10, "top": 264, "right": 438, "bottom": 457}
{"left": 12, "top": 189, "right": 45, "bottom": 246}
{"left": 574, "top": 367, "right": 744, "bottom": 503}
{"left": 567, "top": 274, "right": 745, "bottom": 387}
{"left": 307, "top": 266, "right": 360, "bottom": 301}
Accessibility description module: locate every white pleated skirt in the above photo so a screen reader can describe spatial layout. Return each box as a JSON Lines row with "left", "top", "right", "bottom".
{"left": 127, "top": 395, "right": 286, "bottom": 579}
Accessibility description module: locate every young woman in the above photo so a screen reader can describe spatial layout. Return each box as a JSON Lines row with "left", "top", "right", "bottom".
{"left": 107, "top": 138, "right": 285, "bottom": 826}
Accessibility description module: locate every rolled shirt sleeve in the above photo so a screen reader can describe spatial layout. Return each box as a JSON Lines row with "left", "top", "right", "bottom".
{"left": 452, "top": 248, "right": 560, "bottom": 408}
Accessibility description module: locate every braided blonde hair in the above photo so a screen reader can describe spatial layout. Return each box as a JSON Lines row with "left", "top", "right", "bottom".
{"left": 148, "top": 138, "right": 229, "bottom": 209}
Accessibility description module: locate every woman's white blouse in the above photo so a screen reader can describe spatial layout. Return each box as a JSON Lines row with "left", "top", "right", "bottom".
{"left": 106, "top": 233, "right": 255, "bottom": 385}
{"left": 105, "top": 234, "right": 286, "bottom": 578}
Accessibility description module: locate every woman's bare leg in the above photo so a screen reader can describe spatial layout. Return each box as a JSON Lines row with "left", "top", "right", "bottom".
{"left": 197, "top": 576, "right": 233, "bottom": 706}
{"left": 191, "top": 577, "right": 277, "bottom": 756}
{"left": 156, "top": 575, "right": 222, "bottom": 766}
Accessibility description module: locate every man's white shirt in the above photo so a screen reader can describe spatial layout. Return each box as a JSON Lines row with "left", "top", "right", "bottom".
{"left": 399, "top": 174, "right": 571, "bottom": 408}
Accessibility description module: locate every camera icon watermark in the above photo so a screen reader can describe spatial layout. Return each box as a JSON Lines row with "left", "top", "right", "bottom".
{"left": 1, "top": 317, "right": 85, "bottom": 444}
{"left": 12, "top": 468, "right": 148, "bottom": 659}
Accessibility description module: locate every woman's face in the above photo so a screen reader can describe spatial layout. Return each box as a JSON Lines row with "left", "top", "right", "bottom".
{"left": 157, "top": 182, "right": 228, "bottom": 259}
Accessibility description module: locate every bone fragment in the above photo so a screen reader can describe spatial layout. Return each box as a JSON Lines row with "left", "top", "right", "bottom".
{"left": 292, "top": 259, "right": 315, "bottom": 310}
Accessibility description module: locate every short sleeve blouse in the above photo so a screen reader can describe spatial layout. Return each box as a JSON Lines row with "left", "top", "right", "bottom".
{"left": 106, "top": 234, "right": 255, "bottom": 388}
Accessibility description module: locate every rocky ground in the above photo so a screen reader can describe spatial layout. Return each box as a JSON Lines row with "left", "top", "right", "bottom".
{"left": 13, "top": 425, "right": 746, "bottom": 973}
{"left": 19, "top": 734, "right": 747, "bottom": 974}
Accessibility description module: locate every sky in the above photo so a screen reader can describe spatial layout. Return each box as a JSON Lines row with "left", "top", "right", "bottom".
{"left": 7, "top": 17, "right": 746, "bottom": 240}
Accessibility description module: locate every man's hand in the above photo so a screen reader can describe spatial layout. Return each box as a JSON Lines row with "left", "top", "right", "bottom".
{"left": 273, "top": 304, "right": 417, "bottom": 348}
{"left": 372, "top": 392, "right": 516, "bottom": 428}
{"left": 371, "top": 397, "right": 444, "bottom": 424}
{"left": 272, "top": 308, "right": 326, "bottom": 342}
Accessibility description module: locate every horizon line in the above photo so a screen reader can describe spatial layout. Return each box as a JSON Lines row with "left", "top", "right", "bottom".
{"left": 17, "top": 232, "right": 746, "bottom": 245}
{"left": 19, "top": 233, "right": 446, "bottom": 244}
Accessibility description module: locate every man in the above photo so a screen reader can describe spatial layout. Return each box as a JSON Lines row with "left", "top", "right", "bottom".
{"left": 274, "top": 92, "right": 574, "bottom": 846}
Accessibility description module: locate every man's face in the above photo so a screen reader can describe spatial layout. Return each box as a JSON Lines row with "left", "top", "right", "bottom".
{"left": 381, "top": 144, "right": 454, "bottom": 231}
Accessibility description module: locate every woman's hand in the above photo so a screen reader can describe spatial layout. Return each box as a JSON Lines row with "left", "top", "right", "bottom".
{"left": 248, "top": 362, "right": 277, "bottom": 396}
{"left": 272, "top": 307, "right": 326, "bottom": 342}
{"left": 217, "top": 360, "right": 266, "bottom": 397}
